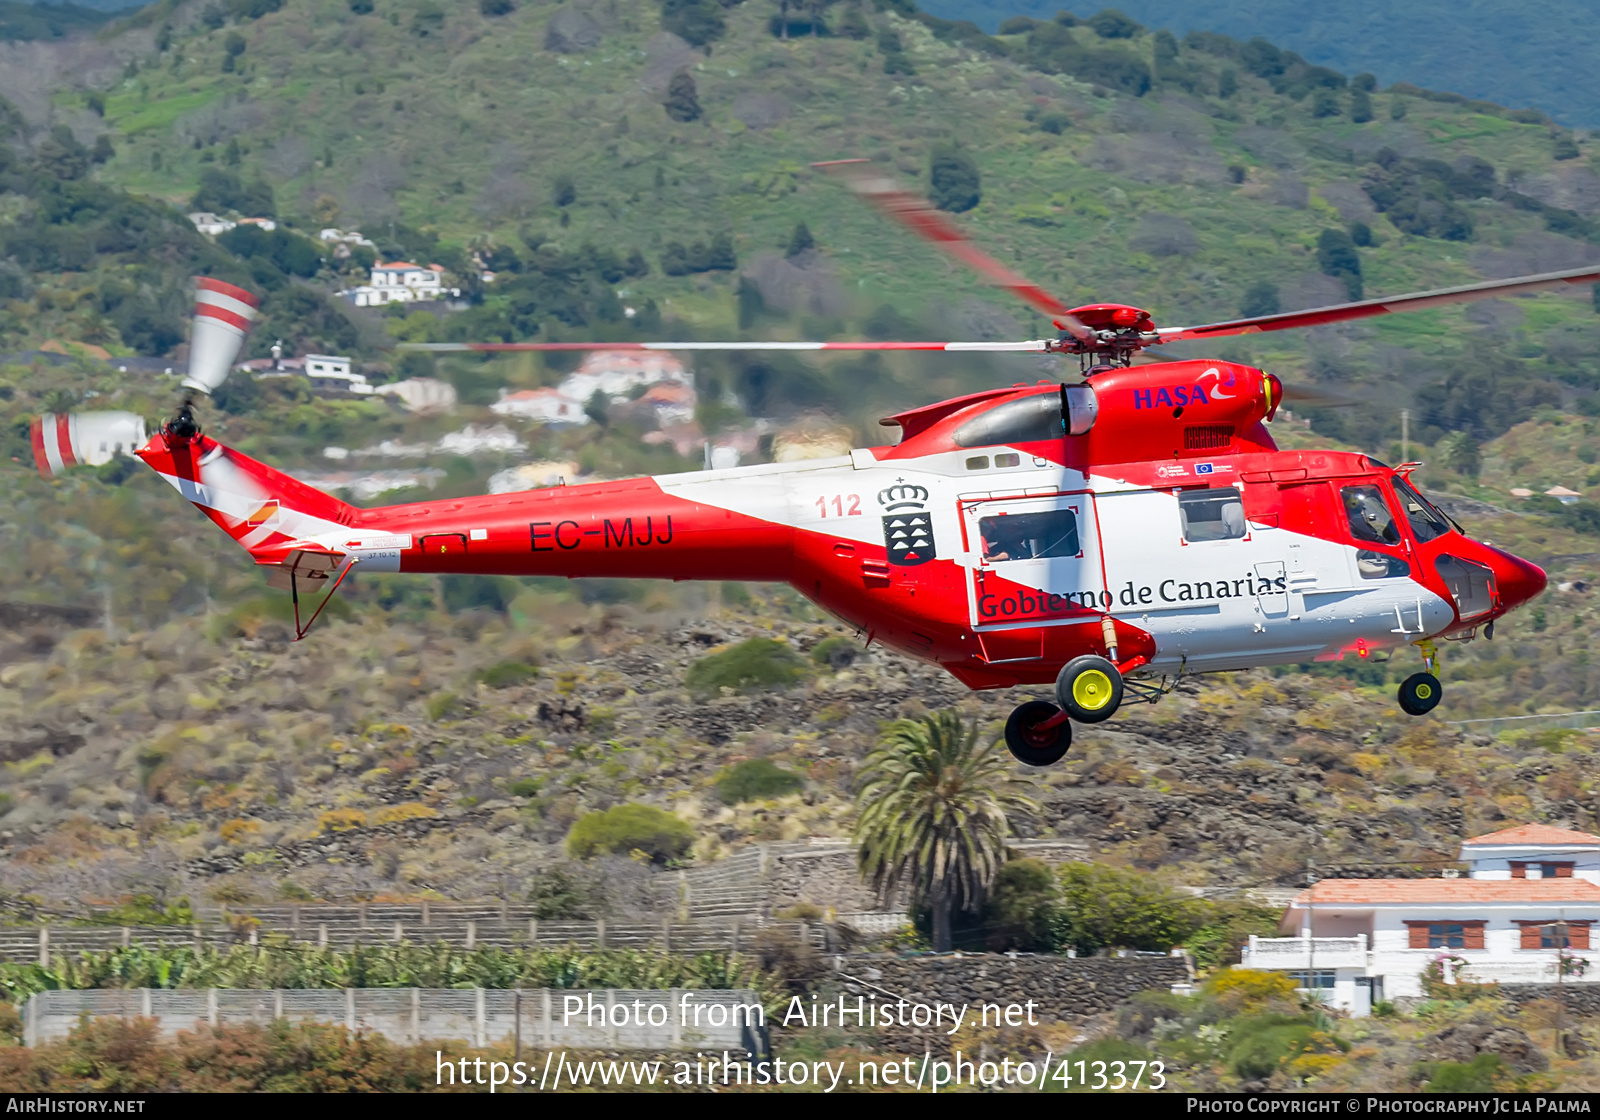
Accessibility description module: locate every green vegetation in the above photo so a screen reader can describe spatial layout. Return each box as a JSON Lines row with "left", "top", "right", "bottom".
{"left": 474, "top": 660, "right": 539, "bottom": 688}
{"left": 685, "top": 638, "right": 807, "bottom": 696}
{"left": 0, "top": 941, "right": 769, "bottom": 1003}
{"left": 565, "top": 803, "right": 694, "bottom": 863}
{"left": 922, "top": 1, "right": 1600, "bottom": 127}
{"left": 808, "top": 634, "right": 860, "bottom": 668}
{"left": 714, "top": 757, "right": 804, "bottom": 804}
{"left": 855, "top": 710, "right": 1034, "bottom": 951}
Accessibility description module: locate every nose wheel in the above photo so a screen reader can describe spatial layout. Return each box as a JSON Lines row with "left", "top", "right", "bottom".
{"left": 1004, "top": 700, "right": 1073, "bottom": 767}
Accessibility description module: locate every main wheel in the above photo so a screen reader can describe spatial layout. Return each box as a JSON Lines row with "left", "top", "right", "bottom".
{"left": 1056, "top": 655, "right": 1124, "bottom": 723}
{"left": 1398, "top": 672, "right": 1442, "bottom": 716}
{"left": 1005, "top": 700, "right": 1072, "bottom": 767}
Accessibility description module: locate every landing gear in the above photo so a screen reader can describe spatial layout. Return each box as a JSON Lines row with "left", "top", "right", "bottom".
{"left": 1399, "top": 638, "right": 1442, "bottom": 716}
{"left": 1398, "top": 672, "right": 1442, "bottom": 716}
{"left": 1004, "top": 700, "right": 1072, "bottom": 767}
{"left": 1056, "top": 655, "right": 1124, "bottom": 723}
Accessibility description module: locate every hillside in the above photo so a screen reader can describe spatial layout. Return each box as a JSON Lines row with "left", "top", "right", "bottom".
{"left": 919, "top": 1, "right": 1600, "bottom": 130}
{"left": 2, "top": 0, "right": 1600, "bottom": 916}
{"left": 0, "top": 0, "right": 1598, "bottom": 453}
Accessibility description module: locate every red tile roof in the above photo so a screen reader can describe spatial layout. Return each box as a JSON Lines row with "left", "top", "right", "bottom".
{"left": 1288, "top": 878, "right": 1600, "bottom": 906}
{"left": 1462, "top": 824, "right": 1600, "bottom": 847}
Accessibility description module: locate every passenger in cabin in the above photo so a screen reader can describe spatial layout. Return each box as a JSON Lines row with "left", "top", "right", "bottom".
{"left": 1342, "top": 484, "right": 1402, "bottom": 547}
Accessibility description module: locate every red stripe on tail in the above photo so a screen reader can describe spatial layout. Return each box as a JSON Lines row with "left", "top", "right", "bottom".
{"left": 194, "top": 277, "right": 261, "bottom": 308}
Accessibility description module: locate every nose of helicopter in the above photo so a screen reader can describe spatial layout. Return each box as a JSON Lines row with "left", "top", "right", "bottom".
{"left": 1488, "top": 548, "right": 1548, "bottom": 614}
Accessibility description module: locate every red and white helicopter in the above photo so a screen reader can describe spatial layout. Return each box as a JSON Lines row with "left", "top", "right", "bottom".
{"left": 34, "top": 162, "right": 1590, "bottom": 765}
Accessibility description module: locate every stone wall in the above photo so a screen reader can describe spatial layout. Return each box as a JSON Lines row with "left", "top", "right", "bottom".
{"left": 1499, "top": 984, "right": 1600, "bottom": 1016}
{"left": 811, "top": 953, "right": 1190, "bottom": 1052}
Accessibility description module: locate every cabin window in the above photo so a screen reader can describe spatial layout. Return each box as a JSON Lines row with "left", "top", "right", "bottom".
{"left": 1357, "top": 550, "right": 1411, "bottom": 580}
{"left": 994, "top": 452, "right": 1021, "bottom": 468}
{"left": 1392, "top": 476, "right": 1451, "bottom": 543}
{"left": 979, "top": 509, "right": 1080, "bottom": 562}
{"left": 1341, "top": 484, "right": 1402, "bottom": 546}
{"left": 952, "top": 394, "right": 1063, "bottom": 448}
{"left": 1178, "top": 487, "right": 1246, "bottom": 542}
{"left": 965, "top": 456, "right": 989, "bottom": 471}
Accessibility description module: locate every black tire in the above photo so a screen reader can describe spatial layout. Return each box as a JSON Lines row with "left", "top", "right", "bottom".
{"left": 1004, "top": 700, "right": 1072, "bottom": 767}
{"left": 1055, "top": 654, "right": 1124, "bottom": 723}
{"left": 1398, "top": 672, "right": 1442, "bottom": 716}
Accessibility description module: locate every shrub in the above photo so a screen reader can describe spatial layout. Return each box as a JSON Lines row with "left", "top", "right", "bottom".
{"left": 424, "top": 692, "right": 459, "bottom": 721}
{"left": 660, "top": 0, "right": 724, "bottom": 46}
{"left": 1422, "top": 1053, "right": 1506, "bottom": 1092}
{"left": 1204, "top": 967, "right": 1301, "bottom": 1013}
{"left": 476, "top": 660, "right": 538, "bottom": 688}
{"left": 1086, "top": 8, "right": 1141, "bottom": 38}
{"left": 566, "top": 803, "right": 693, "bottom": 863}
{"left": 685, "top": 637, "right": 806, "bottom": 696}
{"left": 929, "top": 143, "right": 981, "bottom": 213}
{"left": 1239, "top": 280, "right": 1279, "bottom": 318}
{"left": 1054, "top": 862, "right": 1210, "bottom": 955}
{"left": 1036, "top": 110, "right": 1073, "bottom": 134}
{"left": 508, "top": 778, "right": 542, "bottom": 797}
{"left": 809, "top": 635, "right": 860, "bottom": 668}
{"left": 480, "top": 0, "right": 515, "bottom": 14}
{"left": 528, "top": 866, "right": 593, "bottom": 919}
{"left": 1227, "top": 1014, "right": 1323, "bottom": 1080}
{"left": 979, "top": 858, "right": 1059, "bottom": 951}
{"left": 715, "top": 758, "right": 804, "bottom": 804}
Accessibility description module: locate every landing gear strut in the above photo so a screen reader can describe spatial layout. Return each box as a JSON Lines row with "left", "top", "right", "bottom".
{"left": 1399, "top": 639, "right": 1442, "bottom": 716}
{"left": 1004, "top": 701, "right": 1072, "bottom": 767}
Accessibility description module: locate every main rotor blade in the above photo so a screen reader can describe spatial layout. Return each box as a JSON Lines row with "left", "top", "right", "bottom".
{"left": 812, "top": 159, "right": 1092, "bottom": 342}
{"left": 1158, "top": 264, "right": 1600, "bottom": 344}
{"left": 401, "top": 340, "right": 1053, "bottom": 353}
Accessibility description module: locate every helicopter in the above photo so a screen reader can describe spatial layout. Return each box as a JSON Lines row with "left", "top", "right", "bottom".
{"left": 32, "top": 161, "right": 1593, "bottom": 766}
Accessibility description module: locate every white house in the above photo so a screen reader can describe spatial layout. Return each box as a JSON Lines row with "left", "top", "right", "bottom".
{"left": 319, "top": 227, "right": 376, "bottom": 249}
{"left": 1460, "top": 823, "right": 1600, "bottom": 882}
{"left": 557, "top": 350, "right": 692, "bottom": 404}
{"left": 340, "top": 261, "right": 458, "bottom": 307}
{"left": 236, "top": 217, "right": 277, "bottom": 232}
{"left": 1241, "top": 824, "right": 1600, "bottom": 1015}
{"left": 490, "top": 387, "right": 591, "bottom": 426}
{"left": 188, "top": 212, "right": 236, "bottom": 236}
{"left": 304, "top": 355, "right": 372, "bottom": 395}
{"left": 374, "top": 377, "right": 457, "bottom": 414}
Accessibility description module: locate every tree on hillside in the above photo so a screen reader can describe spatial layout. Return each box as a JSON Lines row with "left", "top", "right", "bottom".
{"left": 785, "top": 220, "right": 814, "bottom": 257}
{"left": 928, "top": 143, "right": 980, "bottom": 213}
{"left": 664, "top": 69, "right": 702, "bottom": 122}
{"left": 1350, "top": 86, "right": 1374, "bottom": 123}
{"left": 661, "top": 0, "right": 725, "bottom": 47}
{"left": 854, "top": 710, "right": 1034, "bottom": 952}
{"left": 1316, "top": 228, "right": 1362, "bottom": 299}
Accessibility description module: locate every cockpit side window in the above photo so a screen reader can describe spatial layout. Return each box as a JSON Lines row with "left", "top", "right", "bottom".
{"left": 952, "top": 394, "right": 1063, "bottom": 449}
{"left": 1391, "top": 476, "right": 1451, "bottom": 543}
{"left": 1340, "top": 484, "right": 1402, "bottom": 547}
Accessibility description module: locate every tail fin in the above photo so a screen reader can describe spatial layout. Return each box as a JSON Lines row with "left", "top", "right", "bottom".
{"left": 136, "top": 429, "right": 358, "bottom": 564}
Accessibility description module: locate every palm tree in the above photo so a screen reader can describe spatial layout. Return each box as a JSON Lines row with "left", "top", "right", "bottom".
{"left": 854, "top": 710, "right": 1036, "bottom": 952}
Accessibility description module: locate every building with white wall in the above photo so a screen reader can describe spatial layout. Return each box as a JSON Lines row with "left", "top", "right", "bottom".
{"left": 1242, "top": 824, "right": 1600, "bottom": 1015}
{"left": 339, "top": 262, "right": 458, "bottom": 307}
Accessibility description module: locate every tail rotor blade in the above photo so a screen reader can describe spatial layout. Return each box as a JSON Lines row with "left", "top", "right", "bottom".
{"left": 30, "top": 412, "right": 147, "bottom": 478}
{"left": 185, "top": 277, "right": 261, "bottom": 395}
{"left": 812, "top": 159, "right": 1092, "bottom": 341}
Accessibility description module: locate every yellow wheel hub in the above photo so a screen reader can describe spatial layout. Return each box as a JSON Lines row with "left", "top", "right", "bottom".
{"left": 1415, "top": 682, "right": 1433, "bottom": 700}
{"left": 1072, "top": 669, "right": 1114, "bottom": 710}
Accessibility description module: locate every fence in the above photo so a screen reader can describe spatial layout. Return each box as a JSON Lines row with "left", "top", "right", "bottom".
{"left": 21, "top": 987, "right": 767, "bottom": 1051}
{"left": 1449, "top": 709, "right": 1600, "bottom": 735}
{"left": 1243, "top": 935, "right": 1369, "bottom": 970}
{"left": 2, "top": 917, "right": 828, "bottom": 965}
